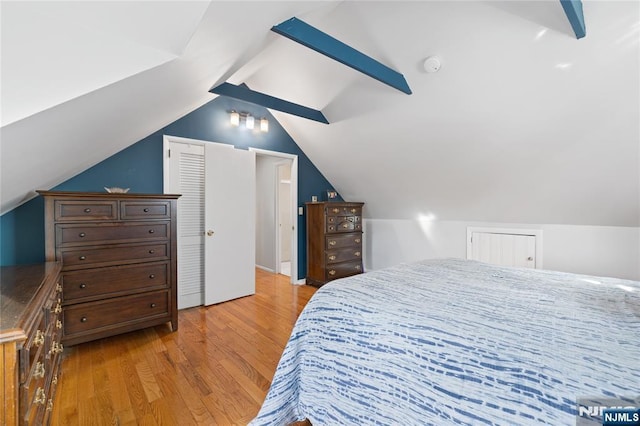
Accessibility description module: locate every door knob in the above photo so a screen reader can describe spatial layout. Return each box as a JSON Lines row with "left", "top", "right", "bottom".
{"left": 207, "top": 230, "right": 214, "bottom": 236}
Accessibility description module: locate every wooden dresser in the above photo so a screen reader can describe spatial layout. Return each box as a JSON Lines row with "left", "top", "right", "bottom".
{"left": 305, "top": 202, "right": 364, "bottom": 287}
{"left": 37, "top": 191, "right": 180, "bottom": 346}
{"left": 1, "top": 262, "right": 63, "bottom": 426}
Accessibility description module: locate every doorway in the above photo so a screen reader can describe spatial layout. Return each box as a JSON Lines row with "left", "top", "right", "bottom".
{"left": 251, "top": 148, "right": 298, "bottom": 283}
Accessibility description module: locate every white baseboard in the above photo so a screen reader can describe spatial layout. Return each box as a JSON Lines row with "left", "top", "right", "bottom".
{"left": 255, "top": 264, "right": 275, "bottom": 273}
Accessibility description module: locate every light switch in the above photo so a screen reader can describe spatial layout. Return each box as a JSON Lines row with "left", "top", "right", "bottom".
{"left": 298, "top": 207, "right": 304, "bottom": 215}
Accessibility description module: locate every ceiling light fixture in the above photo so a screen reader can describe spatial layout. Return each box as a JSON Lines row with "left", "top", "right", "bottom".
{"left": 229, "top": 111, "right": 268, "bottom": 133}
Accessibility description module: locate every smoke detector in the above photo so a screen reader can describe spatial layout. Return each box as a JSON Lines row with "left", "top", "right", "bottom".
{"left": 423, "top": 56, "right": 441, "bottom": 73}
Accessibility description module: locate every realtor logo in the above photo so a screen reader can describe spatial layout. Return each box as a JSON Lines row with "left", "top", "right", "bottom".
{"left": 576, "top": 397, "right": 640, "bottom": 426}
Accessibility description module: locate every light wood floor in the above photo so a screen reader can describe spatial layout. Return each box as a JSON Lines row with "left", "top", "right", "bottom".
{"left": 51, "top": 269, "right": 317, "bottom": 425}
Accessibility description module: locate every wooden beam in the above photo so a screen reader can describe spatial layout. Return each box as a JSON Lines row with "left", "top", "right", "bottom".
{"left": 271, "top": 17, "right": 412, "bottom": 95}
{"left": 209, "top": 82, "right": 329, "bottom": 124}
{"left": 560, "top": 0, "right": 586, "bottom": 39}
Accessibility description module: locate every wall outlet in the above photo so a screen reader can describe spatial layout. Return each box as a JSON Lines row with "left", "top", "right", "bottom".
{"left": 311, "top": 195, "right": 318, "bottom": 202}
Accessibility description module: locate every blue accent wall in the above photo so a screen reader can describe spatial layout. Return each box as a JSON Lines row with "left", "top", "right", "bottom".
{"left": 0, "top": 95, "right": 341, "bottom": 280}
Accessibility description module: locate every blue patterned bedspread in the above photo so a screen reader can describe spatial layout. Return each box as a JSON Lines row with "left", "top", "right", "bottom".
{"left": 250, "top": 259, "right": 640, "bottom": 425}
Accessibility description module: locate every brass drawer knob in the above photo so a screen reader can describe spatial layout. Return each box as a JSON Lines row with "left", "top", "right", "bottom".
{"left": 34, "top": 362, "right": 45, "bottom": 379}
{"left": 47, "top": 399, "right": 54, "bottom": 412}
{"left": 52, "top": 303, "right": 62, "bottom": 314}
{"left": 79, "top": 232, "right": 86, "bottom": 237}
{"left": 355, "top": 251, "right": 361, "bottom": 257}
{"left": 56, "top": 320, "right": 62, "bottom": 329}
{"left": 143, "top": 208, "right": 150, "bottom": 212}
{"left": 328, "top": 240, "right": 336, "bottom": 246}
{"left": 56, "top": 283, "right": 63, "bottom": 293}
{"left": 355, "top": 238, "right": 361, "bottom": 243}
{"left": 34, "top": 329, "right": 45, "bottom": 346}
{"left": 328, "top": 255, "right": 336, "bottom": 261}
{"left": 50, "top": 342, "right": 63, "bottom": 354}
{"left": 332, "top": 208, "right": 339, "bottom": 213}
{"left": 149, "top": 229, "right": 155, "bottom": 234}
{"left": 351, "top": 208, "right": 357, "bottom": 213}
{"left": 81, "top": 317, "right": 88, "bottom": 323}
{"left": 79, "top": 255, "right": 86, "bottom": 261}
{"left": 150, "top": 303, "right": 157, "bottom": 308}
{"left": 83, "top": 208, "right": 91, "bottom": 213}
{"left": 148, "top": 249, "right": 155, "bottom": 254}
{"left": 149, "top": 274, "right": 155, "bottom": 279}
{"left": 328, "top": 270, "right": 336, "bottom": 276}
{"left": 34, "top": 388, "right": 46, "bottom": 405}
{"left": 79, "top": 283, "right": 87, "bottom": 289}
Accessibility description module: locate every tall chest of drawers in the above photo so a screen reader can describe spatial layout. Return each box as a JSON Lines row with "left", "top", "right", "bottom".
{"left": 37, "top": 191, "right": 180, "bottom": 346}
{"left": 1, "top": 262, "right": 63, "bottom": 426}
{"left": 305, "top": 202, "right": 364, "bottom": 287}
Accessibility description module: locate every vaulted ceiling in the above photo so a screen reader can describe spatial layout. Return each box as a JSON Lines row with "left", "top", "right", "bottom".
{"left": 1, "top": 1, "right": 638, "bottom": 226}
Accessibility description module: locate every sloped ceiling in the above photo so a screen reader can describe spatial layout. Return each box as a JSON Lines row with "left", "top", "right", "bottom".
{"left": 1, "top": 1, "right": 638, "bottom": 227}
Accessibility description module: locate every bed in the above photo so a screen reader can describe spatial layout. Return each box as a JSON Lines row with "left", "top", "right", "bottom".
{"left": 249, "top": 258, "right": 640, "bottom": 425}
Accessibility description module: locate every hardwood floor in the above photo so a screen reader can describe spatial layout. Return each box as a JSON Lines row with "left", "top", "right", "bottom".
{"left": 51, "top": 269, "right": 317, "bottom": 425}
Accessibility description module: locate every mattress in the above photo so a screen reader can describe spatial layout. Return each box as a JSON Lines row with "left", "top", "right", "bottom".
{"left": 250, "top": 258, "right": 640, "bottom": 425}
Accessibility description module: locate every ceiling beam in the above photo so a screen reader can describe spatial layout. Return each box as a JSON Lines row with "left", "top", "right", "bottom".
{"left": 559, "top": 0, "right": 586, "bottom": 39}
{"left": 271, "top": 17, "right": 412, "bottom": 95}
{"left": 209, "top": 82, "right": 329, "bottom": 124}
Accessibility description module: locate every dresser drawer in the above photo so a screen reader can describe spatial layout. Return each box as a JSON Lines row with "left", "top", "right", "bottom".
{"left": 326, "top": 247, "right": 362, "bottom": 264}
{"left": 54, "top": 200, "right": 118, "bottom": 221}
{"left": 326, "top": 261, "right": 363, "bottom": 280}
{"left": 63, "top": 291, "right": 169, "bottom": 336}
{"left": 327, "top": 219, "right": 362, "bottom": 233}
{"left": 121, "top": 201, "right": 172, "bottom": 220}
{"left": 56, "top": 221, "right": 170, "bottom": 246}
{"left": 326, "top": 233, "right": 362, "bottom": 249}
{"left": 20, "top": 367, "right": 47, "bottom": 425}
{"left": 60, "top": 242, "right": 169, "bottom": 268}
{"left": 326, "top": 205, "right": 362, "bottom": 216}
{"left": 62, "top": 262, "right": 169, "bottom": 302}
{"left": 19, "top": 314, "right": 47, "bottom": 384}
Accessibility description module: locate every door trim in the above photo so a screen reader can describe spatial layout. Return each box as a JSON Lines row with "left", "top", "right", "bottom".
{"left": 466, "top": 226, "right": 543, "bottom": 269}
{"left": 250, "top": 148, "right": 299, "bottom": 284}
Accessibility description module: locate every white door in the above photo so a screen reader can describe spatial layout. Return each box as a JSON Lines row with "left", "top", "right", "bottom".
{"left": 166, "top": 142, "right": 205, "bottom": 309}
{"left": 204, "top": 142, "right": 256, "bottom": 305}
{"left": 470, "top": 232, "right": 537, "bottom": 268}
{"left": 165, "top": 136, "right": 255, "bottom": 308}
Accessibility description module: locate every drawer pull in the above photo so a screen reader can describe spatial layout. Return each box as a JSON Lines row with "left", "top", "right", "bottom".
{"left": 149, "top": 274, "right": 155, "bottom": 279}
{"left": 84, "top": 208, "right": 91, "bottom": 213}
{"left": 56, "top": 320, "right": 62, "bottom": 329}
{"left": 342, "top": 223, "right": 349, "bottom": 228}
{"left": 355, "top": 265, "right": 361, "bottom": 271}
{"left": 351, "top": 208, "right": 357, "bottom": 213}
{"left": 50, "top": 342, "right": 64, "bottom": 354}
{"left": 79, "top": 232, "right": 86, "bottom": 237}
{"left": 328, "top": 240, "right": 336, "bottom": 246}
{"left": 53, "top": 374, "right": 58, "bottom": 385}
{"left": 332, "top": 208, "right": 340, "bottom": 213}
{"left": 34, "top": 362, "right": 46, "bottom": 379}
{"left": 52, "top": 303, "right": 62, "bottom": 314}
{"left": 79, "top": 255, "right": 86, "bottom": 261}
{"left": 148, "top": 229, "right": 155, "bottom": 234}
{"left": 143, "top": 208, "right": 150, "bottom": 212}
{"left": 47, "top": 399, "right": 54, "bottom": 412}
{"left": 150, "top": 303, "right": 157, "bottom": 308}
{"left": 34, "top": 388, "right": 47, "bottom": 405}
{"left": 328, "top": 255, "right": 336, "bottom": 261}
{"left": 34, "top": 329, "right": 45, "bottom": 346}
{"left": 56, "top": 283, "right": 63, "bottom": 293}
{"left": 328, "top": 270, "right": 336, "bottom": 276}
{"left": 80, "top": 316, "right": 88, "bottom": 323}
{"left": 355, "top": 238, "right": 361, "bottom": 243}
{"left": 355, "top": 251, "right": 361, "bottom": 257}
{"left": 79, "top": 283, "right": 87, "bottom": 289}
{"left": 148, "top": 249, "right": 155, "bottom": 254}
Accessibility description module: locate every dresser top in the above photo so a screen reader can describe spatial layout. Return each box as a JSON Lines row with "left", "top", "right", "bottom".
{"left": 0, "top": 262, "right": 61, "bottom": 337}
{"left": 37, "top": 190, "right": 181, "bottom": 199}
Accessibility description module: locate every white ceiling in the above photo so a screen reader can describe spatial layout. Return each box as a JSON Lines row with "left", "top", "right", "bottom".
{"left": 1, "top": 1, "right": 638, "bottom": 227}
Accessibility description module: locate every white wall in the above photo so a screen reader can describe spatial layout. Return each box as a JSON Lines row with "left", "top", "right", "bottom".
{"left": 363, "top": 219, "right": 640, "bottom": 281}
